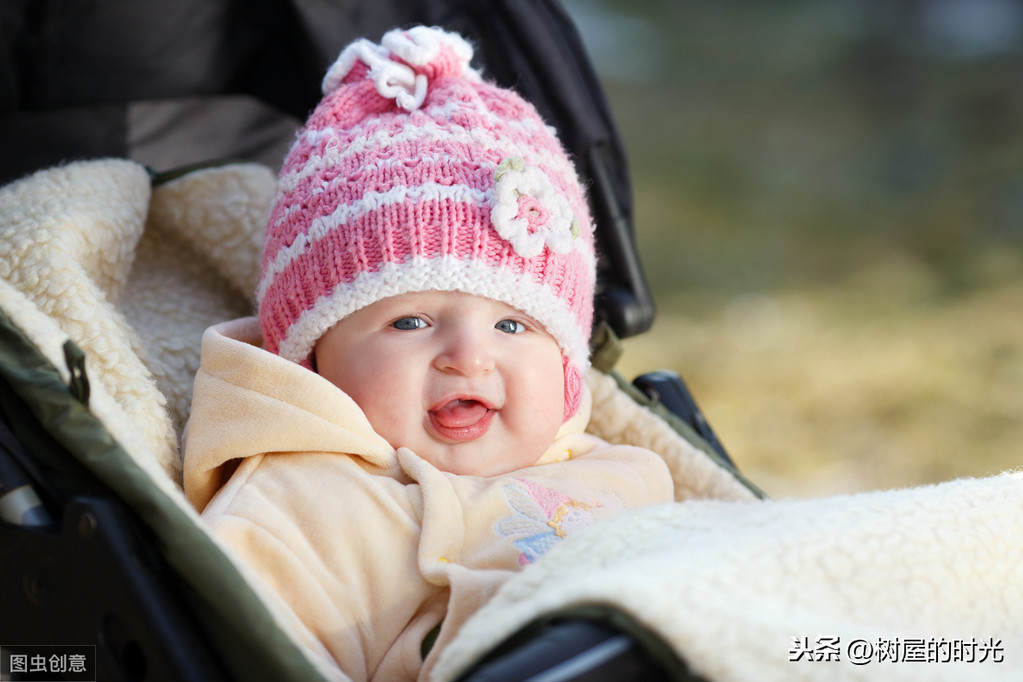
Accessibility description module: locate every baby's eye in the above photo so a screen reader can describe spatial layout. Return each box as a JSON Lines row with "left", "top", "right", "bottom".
{"left": 392, "top": 316, "right": 428, "bottom": 331}
{"left": 495, "top": 319, "right": 527, "bottom": 335}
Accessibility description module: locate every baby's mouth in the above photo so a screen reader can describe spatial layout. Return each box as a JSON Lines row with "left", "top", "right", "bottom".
{"left": 428, "top": 399, "right": 495, "bottom": 442}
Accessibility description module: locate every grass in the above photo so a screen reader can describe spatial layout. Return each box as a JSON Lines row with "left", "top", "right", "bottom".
{"left": 617, "top": 253, "right": 1023, "bottom": 497}
{"left": 569, "top": 0, "right": 1023, "bottom": 497}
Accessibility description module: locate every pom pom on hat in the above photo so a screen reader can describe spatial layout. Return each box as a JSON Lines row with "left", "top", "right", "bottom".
{"left": 258, "top": 26, "right": 597, "bottom": 419}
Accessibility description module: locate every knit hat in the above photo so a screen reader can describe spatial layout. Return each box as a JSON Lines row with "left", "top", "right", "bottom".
{"left": 257, "top": 26, "right": 596, "bottom": 418}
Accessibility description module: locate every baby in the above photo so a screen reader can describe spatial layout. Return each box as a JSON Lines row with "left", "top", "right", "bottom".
{"left": 183, "top": 26, "right": 673, "bottom": 682}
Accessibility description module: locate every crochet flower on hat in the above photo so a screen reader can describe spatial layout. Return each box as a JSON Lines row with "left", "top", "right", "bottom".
{"left": 491, "top": 157, "right": 580, "bottom": 258}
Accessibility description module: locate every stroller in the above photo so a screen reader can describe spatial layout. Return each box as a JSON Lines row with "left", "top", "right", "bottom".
{"left": 0, "top": 1, "right": 773, "bottom": 680}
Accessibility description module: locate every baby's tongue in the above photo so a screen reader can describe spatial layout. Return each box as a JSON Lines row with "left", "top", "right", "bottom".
{"left": 432, "top": 399, "right": 488, "bottom": 428}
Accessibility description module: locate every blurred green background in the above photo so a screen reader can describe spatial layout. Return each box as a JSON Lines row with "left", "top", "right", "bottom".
{"left": 563, "top": 0, "right": 1023, "bottom": 497}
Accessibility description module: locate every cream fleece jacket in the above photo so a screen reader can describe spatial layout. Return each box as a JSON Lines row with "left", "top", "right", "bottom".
{"left": 182, "top": 317, "right": 674, "bottom": 681}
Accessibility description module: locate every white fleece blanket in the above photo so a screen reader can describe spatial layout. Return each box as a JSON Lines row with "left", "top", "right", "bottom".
{"left": 2, "top": 160, "right": 1019, "bottom": 682}
{"left": 0, "top": 159, "right": 273, "bottom": 483}
{"left": 434, "top": 472, "right": 1023, "bottom": 681}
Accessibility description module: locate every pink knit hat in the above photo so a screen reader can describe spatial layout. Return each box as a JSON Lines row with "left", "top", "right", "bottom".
{"left": 258, "top": 26, "right": 596, "bottom": 418}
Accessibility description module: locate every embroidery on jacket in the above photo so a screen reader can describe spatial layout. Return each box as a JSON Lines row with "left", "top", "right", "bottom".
{"left": 496, "top": 479, "right": 599, "bottom": 565}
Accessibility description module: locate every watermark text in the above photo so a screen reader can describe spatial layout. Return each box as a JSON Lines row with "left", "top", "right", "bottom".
{"left": 788, "top": 636, "right": 1004, "bottom": 666}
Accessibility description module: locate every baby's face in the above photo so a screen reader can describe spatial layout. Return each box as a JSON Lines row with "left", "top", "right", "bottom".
{"left": 314, "top": 291, "right": 565, "bottom": 476}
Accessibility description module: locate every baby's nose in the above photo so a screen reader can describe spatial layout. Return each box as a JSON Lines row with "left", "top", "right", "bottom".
{"left": 435, "top": 327, "right": 495, "bottom": 376}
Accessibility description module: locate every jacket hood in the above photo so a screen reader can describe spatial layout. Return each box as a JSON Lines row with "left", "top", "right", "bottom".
{"left": 182, "top": 317, "right": 396, "bottom": 510}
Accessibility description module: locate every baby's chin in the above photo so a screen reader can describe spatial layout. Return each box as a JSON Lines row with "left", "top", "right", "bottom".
{"left": 406, "top": 442, "right": 546, "bottom": 478}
